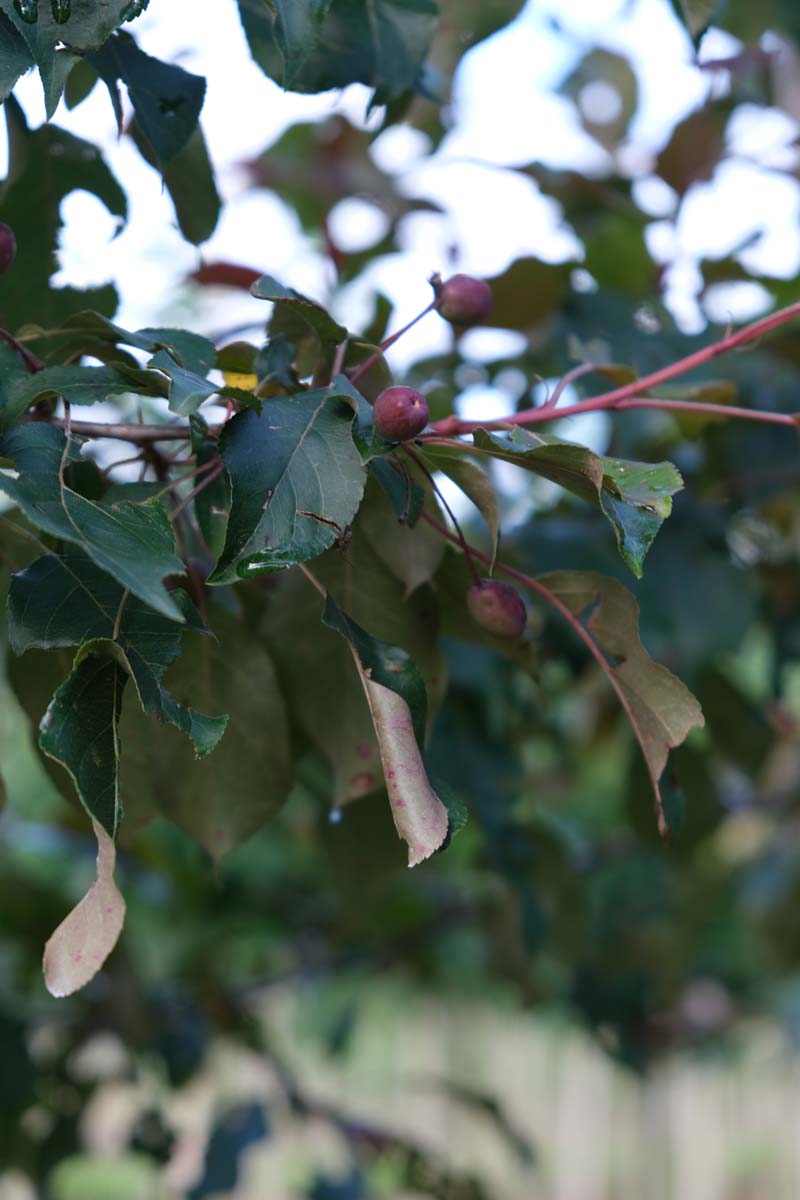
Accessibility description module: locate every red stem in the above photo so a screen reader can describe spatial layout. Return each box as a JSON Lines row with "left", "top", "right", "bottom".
{"left": 422, "top": 512, "right": 669, "bottom": 837}
{"left": 431, "top": 299, "right": 800, "bottom": 436}
{"left": 349, "top": 300, "right": 437, "bottom": 387}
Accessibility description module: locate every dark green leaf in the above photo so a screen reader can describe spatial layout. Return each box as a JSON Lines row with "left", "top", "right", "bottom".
{"left": 0, "top": 114, "right": 125, "bottom": 333}
{"left": 472, "top": 427, "right": 683, "bottom": 577}
{"left": 194, "top": 444, "right": 230, "bottom": 558}
{"left": 149, "top": 348, "right": 217, "bottom": 416}
{"left": 8, "top": 550, "right": 226, "bottom": 756}
{"left": 251, "top": 274, "right": 348, "bottom": 344}
{"left": 39, "top": 652, "right": 127, "bottom": 836}
{"left": 0, "top": 9, "right": 34, "bottom": 100}
{"left": 130, "top": 120, "right": 220, "bottom": 245}
{"left": 0, "top": 364, "right": 135, "bottom": 431}
{"left": 237, "top": 0, "right": 437, "bottom": 103}
{"left": 0, "top": 0, "right": 134, "bottom": 108}
{"left": 119, "top": 607, "right": 291, "bottom": 859}
{"left": 88, "top": 32, "right": 205, "bottom": 166}
{"left": 370, "top": 456, "right": 425, "bottom": 527}
{"left": 0, "top": 424, "right": 184, "bottom": 620}
{"left": 209, "top": 386, "right": 366, "bottom": 582}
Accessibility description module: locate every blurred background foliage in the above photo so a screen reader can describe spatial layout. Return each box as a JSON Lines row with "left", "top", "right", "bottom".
{"left": 4, "top": 0, "right": 800, "bottom": 1196}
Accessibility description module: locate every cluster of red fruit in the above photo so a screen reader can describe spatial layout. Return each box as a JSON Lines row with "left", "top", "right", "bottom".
{"left": 371, "top": 274, "right": 492, "bottom": 443}
{"left": 369, "top": 273, "right": 527, "bottom": 640}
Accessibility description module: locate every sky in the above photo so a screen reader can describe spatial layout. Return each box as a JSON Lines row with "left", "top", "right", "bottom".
{"left": 3, "top": 0, "right": 800, "bottom": 452}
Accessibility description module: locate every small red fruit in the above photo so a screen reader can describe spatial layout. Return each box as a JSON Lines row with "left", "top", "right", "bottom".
{"left": 0, "top": 223, "right": 16, "bottom": 274}
{"left": 467, "top": 579, "right": 527, "bottom": 637}
{"left": 436, "top": 274, "right": 492, "bottom": 326}
{"left": 372, "top": 385, "right": 429, "bottom": 442}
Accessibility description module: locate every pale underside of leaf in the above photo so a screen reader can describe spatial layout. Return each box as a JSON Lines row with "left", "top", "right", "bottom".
{"left": 43, "top": 818, "right": 125, "bottom": 998}
{"left": 358, "top": 666, "right": 448, "bottom": 867}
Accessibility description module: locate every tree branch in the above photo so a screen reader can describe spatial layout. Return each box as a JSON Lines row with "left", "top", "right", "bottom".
{"left": 431, "top": 299, "right": 800, "bottom": 436}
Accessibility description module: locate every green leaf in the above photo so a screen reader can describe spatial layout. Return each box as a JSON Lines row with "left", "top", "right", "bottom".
{"left": 42, "top": 819, "right": 126, "bottom": 997}
{"left": 0, "top": 364, "right": 135, "bottom": 431}
{"left": 538, "top": 570, "right": 705, "bottom": 833}
{"left": 26, "top": 310, "right": 216, "bottom": 376}
{"left": 260, "top": 522, "right": 445, "bottom": 805}
{"left": 39, "top": 652, "right": 127, "bottom": 836}
{"left": 0, "top": 424, "right": 184, "bottom": 620}
{"left": 237, "top": 0, "right": 437, "bottom": 103}
{"left": 119, "top": 607, "right": 291, "bottom": 859}
{"left": 358, "top": 472, "right": 445, "bottom": 597}
{"left": 0, "top": 114, "right": 125, "bottom": 333}
{"left": 130, "top": 120, "right": 220, "bottom": 245}
{"left": 194, "top": 443, "right": 230, "bottom": 558}
{"left": 322, "top": 595, "right": 448, "bottom": 865}
{"left": 0, "top": 9, "right": 34, "bottom": 101}
{"left": 8, "top": 550, "right": 226, "bottom": 756}
{"left": 88, "top": 32, "right": 206, "bottom": 166}
{"left": 208, "top": 386, "right": 367, "bottom": 583}
{"left": 370, "top": 456, "right": 425, "bottom": 527}
{"left": 148, "top": 348, "right": 217, "bottom": 416}
{"left": 0, "top": 0, "right": 135, "bottom": 109}
{"left": 251, "top": 274, "right": 348, "bottom": 344}
{"left": 472, "top": 427, "right": 683, "bottom": 577}
{"left": 670, "top": 0, "right": 719, "bottom": 42}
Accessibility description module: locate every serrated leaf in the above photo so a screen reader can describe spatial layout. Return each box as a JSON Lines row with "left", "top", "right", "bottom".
{"left": 208, "top": 386, "right": 367, "bottom": 582}
{"left": 0, "top": 424, "right": 184, "bottom": 620}
{"left": 88, "top": 32, "right": 205, "bottom": 166}
{"left": 119, "top": 607, "right": 291, "bottom": 859}
{"left": 472, "top": 427, "right": 682, "bottom": 577}
{"left": 0, "top": 0, "right": 134, "bottom": 109}
{"left": 8, "top": 550, "right": 226, "bottom": 756}
{"left": 251, "top": 274, "right": 348, "bottom": 344}
{"left": 0, "top": 10, "right": 34, "bottom": 101}
{"left": 39, "top": 652, "right": 127, "bottom": 835}
{"left": 322, "top": 595, "right": 447, "bottom": 865}
{"left": 42, "top": 818, "right": 125, "bottom": 997}
{"left": 26, "top": 310, "right": 216, "bottom": 376}
{"left": 237, "top": 0, "right": 437, "bottom": 103}
{"left": 0, "top": 364, "right": 135, "bottom": 431}
{"left": 0, "top": 115, "right": 125, "bottom": 334}
{"left": 538, "top": 570, "right": 704, "bottom": 834}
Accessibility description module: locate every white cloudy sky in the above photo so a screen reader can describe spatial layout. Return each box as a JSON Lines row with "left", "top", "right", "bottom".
{"left": 4, "top": 0, "right": 800, "bottom": 391}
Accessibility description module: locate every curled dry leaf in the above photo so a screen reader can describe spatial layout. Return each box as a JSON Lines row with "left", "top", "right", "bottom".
{"left": 43, "top": 818, "right": 125, "bottom": 997}
{"left": 361, "top": 674, "right": 449, "bottom": 867}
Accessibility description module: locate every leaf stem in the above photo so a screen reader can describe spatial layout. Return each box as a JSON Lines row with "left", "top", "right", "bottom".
{"left": 349, "top": 300, "right": 437, "bottom": 387}
{"left": 422, "top": 511, "right": 669, "bottom": 837}
{"left": 402, "top": 445, "right": 482, "bottom": 584}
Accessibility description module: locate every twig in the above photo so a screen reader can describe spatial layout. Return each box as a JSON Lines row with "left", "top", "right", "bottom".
{"left": 349, "top": 299, "right": 437, "bottom": 387}
{"left": 169, "top": 462, "right": 225, "bottom": 520}
{"left": 431, "top": 299, "right": 800, "bottom": 435}
{"left": 52, "top": 418, "right": 196, "bottom": 443}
